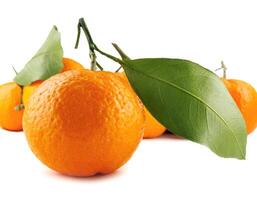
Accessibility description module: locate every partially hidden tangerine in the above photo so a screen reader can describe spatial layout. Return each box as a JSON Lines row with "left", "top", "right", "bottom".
{"left": 0, "top": 82, "right": 23, "bottom": 131}
{"left": 222, "top": 78, "right": 257, "bottom": 134}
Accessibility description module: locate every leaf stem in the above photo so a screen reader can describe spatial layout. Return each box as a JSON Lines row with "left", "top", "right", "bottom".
{"left": 75, "top": 18, "right": 97, "bottom": 71}
{"left": 221, "top": 61, "right": 227, "bottom": 79}
{"left": 75, "top": 18, "right": 124, "bottom": 68}
{"left": 215, "top": 61, "right": 227, "bottom": 79}
{"left": 115, "top": 66, "right": 122, "bottom": 73}
{"left": 12, "top": 66, "right": 18, "bottom": 75}
{"left": 112, "top": 43, "right": 130, "bottom": 60}
{"left": 96, "top": 62, "right": 103, "bottom": 71}
{"left": 94, "top": 46, "right": 124, "bottom": 65}
{"left": 112, "top": 43, "right": 131, "bottom": 72}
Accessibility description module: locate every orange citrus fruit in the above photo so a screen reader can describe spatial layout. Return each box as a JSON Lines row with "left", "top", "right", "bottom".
{"left": 118, "top": 72, "right": 166, "bottom": 138}
{"left": 222, "top": 78, "right": 257, "bottom": 134}
{"left": 0, "top": 82, "right": 23, "bottom": 131}
{"left": 143, "top": 108, "right": 166, "bottom": 138}
{"left": 22, "top": 80, "right": 43, "bottom": 107}
{"left": 23, "top": 70, "right": 144, "bottom": 176}
{"left": 62, "top": 57, "right": 85, "bottom": 72}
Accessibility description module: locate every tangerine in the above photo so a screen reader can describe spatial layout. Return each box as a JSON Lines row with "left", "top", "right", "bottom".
{"left": 222, "top": 78, "right": 257, "bottom": 134}
{"left": 23, "top": 70, "right": 144, "bottom": 176}
{"left": 0, "top": 82, "right": 23, "bottom": 131}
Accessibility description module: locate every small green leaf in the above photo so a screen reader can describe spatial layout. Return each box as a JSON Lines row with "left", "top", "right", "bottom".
{"left": 123, "top": 58, "right": 247, "bottom": 159}
{"left": 14, "top": 26, "right": 63, "bottom": 86}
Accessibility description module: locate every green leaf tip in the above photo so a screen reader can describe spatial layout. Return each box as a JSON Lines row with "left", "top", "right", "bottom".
{"left": 53, "top": 25, "right": 58, "bottom": 31}
{"left": 14, "top": 25, "right": 64, "bottom": 86}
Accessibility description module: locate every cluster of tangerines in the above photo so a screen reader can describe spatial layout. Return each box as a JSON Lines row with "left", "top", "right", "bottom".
{"left": 0, "top": 26, "right": 257, "bottom": 177}
{"left": 1, "top": 57, "right": 257, "bottom": 177}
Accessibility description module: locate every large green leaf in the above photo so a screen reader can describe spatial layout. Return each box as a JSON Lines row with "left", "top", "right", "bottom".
{"left": 123, "top": 58, "right": 247, "bottom": 159}
{"left": 14, "top": 26, "right": 63, "bottom": 86}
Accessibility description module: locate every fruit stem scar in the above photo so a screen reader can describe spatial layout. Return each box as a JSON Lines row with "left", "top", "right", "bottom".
{"left": 75, "top": 18, "right": 124, "bottom": 69}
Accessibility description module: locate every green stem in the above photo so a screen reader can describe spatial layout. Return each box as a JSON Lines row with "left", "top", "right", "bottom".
{"left": 12, "top": 66, "right": 18, "bottom": 75}
{"left": 75, "top": 18, "right": 97, "bottom": 71}
{"left": 74, "top": 23, "right": 81, "bottom": 49}
{"left": 94, "top": 46, "right": 124, "bottom": 65}
{"left": 115, "top": 66, "right": 122, "bottom": 73}
{"left": 96, "top": 62, "right": 103, "bottom": 71}
{"left": 75, "top": 18, "right": 124, "bottom": 68}
{"left": 221, "top": 61, "right": 227, "bottom": 79}
{"left": 112, "top": 43, "right": 131, "bottom": 72}
{"left": 215, "top": 61, "right": 227, "bottom": 79}
{"left": 112, "top": 43, "right": 130, "bottom": 60}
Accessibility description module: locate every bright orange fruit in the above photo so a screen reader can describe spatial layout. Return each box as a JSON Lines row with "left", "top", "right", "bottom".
{"left": 23, "top": 70, "right": 144, "bottom": 176}
{"left": 0, "top": 82, "right": 23, "bottom": 131}
{"left": 62, "top": 57, "right": 85, "bottom": 72}
{"left": 22, "top": 80, "right": 43, "bottom": 107}
{"left": 143, "top": 108, "right": 166, "bottom": 138}
{"left": 222, "top": 78, "right": 257, "bottom": 134}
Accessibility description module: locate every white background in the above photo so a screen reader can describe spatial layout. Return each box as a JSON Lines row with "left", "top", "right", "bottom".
{"left": 0, "top": 0, "right": 257, "bottom": 199}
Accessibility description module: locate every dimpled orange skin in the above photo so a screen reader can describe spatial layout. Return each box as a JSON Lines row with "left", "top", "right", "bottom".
{"left": 118, "top": 72, "right": 166, "bottom": 138}
{"left": 23, "top": 70, "right": 145, "bottom": 177}
{"left": 23, "top": 58, "right": 85, "bottom": 107}
{"left": 0, "top": 82, "right": 23, "bottom": 131}
{"left": 222, "top": 78, "right": 257, "bottom": 134}
{"left": 62, "top": 57, "right": 85, "bottom": 71}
